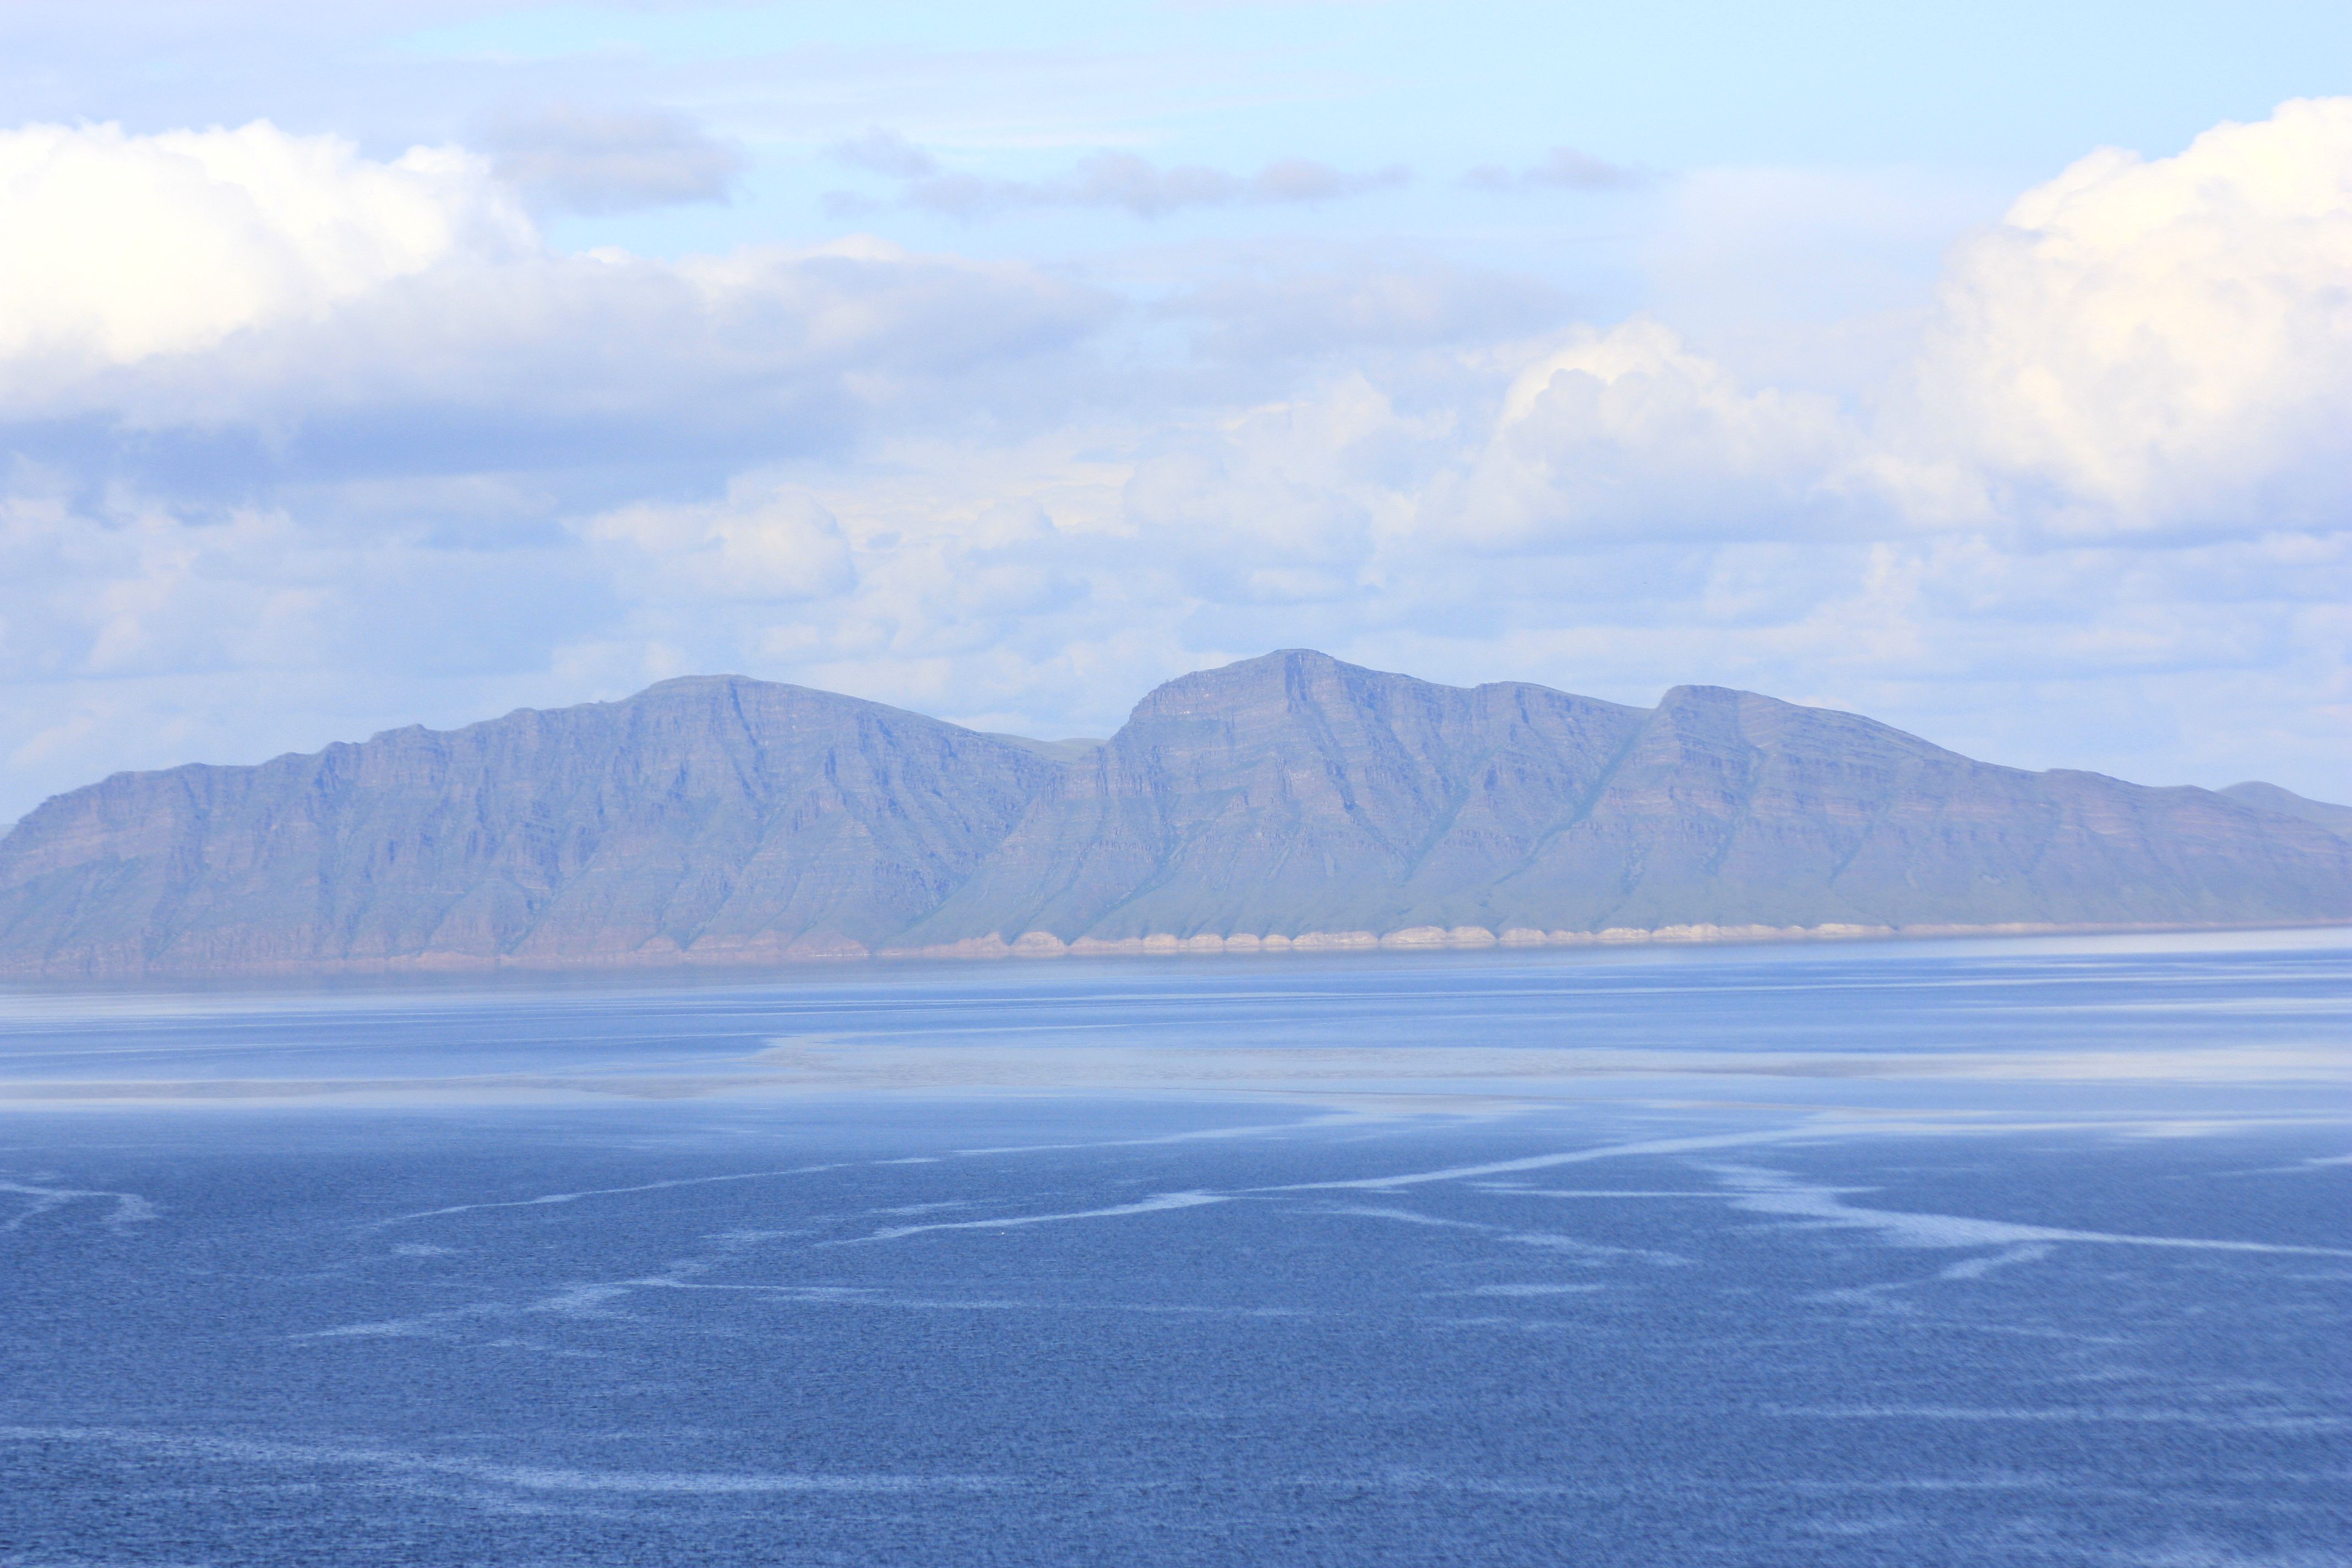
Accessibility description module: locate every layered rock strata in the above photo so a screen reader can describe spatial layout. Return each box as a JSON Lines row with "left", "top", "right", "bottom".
{"left": 3, "top": 650, "right": 2346, "bottom": 977}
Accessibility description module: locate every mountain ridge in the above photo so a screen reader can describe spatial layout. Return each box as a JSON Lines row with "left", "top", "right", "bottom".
{"left": 2, "top": 650, "right": 2345, "bottom": 977}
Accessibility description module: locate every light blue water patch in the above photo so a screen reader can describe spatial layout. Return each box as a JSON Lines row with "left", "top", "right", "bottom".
{"left": 1, "top": 933, "right": 2346, "bottom": 1565}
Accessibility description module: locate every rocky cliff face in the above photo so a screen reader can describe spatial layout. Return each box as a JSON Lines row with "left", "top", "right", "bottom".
{"left": 904, "top": 653, "right": 1651, "bottom": 944}
{"left": 0, "top": 677, "right": 1060, "bottom": 976}
{"left": 1482, "top": 683, "right": 2352, "bottom": 933}
{"left": 2, "top": 651, "right": 2345, "bottom": 976}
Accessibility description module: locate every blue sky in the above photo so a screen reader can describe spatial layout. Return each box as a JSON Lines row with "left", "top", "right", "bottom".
{"left": 1, "top": 1, "right": 2348, "bottom": 819}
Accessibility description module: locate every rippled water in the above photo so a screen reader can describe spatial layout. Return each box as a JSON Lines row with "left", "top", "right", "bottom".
{"left": 3, "top": 932, "right": 2347, "bottom": 1565}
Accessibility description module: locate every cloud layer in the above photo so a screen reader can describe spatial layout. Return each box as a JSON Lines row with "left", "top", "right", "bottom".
{"left": 1462, "top": 147, "right": 1643, "bottom": 192}
{"left": 826, "top": 132, "right": 1409, "bottom": 220}
{"left": 2, "top": 102, "right": 2348, "bottom": 821}
{"left": 481, "top": 105, "right": 745, "bottom": 214}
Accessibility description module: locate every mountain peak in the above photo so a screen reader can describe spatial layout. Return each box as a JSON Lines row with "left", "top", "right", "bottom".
{"left": 2, "top": 656, "right": 2345, "bottom": 977}
{"left": 2222, "top": 781, "right": 2352, "bottom": 837}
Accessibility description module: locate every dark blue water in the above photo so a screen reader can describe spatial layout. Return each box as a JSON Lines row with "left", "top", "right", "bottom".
{"left": 3, "top": 933, "right": 2346, "bottom": 1565}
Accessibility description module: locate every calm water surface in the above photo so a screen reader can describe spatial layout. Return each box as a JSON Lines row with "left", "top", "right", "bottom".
{"left": 2, "top": 933, "right": 2346, "bottom": 1565}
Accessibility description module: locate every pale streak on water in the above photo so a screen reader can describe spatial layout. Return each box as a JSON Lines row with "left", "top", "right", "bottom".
{"left": 0, "top": 929, "right": 2346, "bottom": 1566}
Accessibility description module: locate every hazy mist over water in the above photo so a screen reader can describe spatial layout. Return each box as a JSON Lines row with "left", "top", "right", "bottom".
{"left": 2, "top": 933, "right": 2346, "bottom": 1565}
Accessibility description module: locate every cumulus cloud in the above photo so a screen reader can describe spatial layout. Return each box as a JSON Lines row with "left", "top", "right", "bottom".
{"left": 586, "top": 482, "right": 856, "bottom": 602}
{"left": 825, "top": 131, "right": 1408, "bottom": 219}
{"left": 1446, "top": 318, "right": 1863, "bottom": 547}
{"left": 0, "top": 122, "right": 1115, "bottom": 483}
{"left": 0, "top": 119, "right": 530, "bottom": 370}
{"left": 480, "top": 104, "right": 745, "bottom": 214}
{"left": 1899, "top": 96, "right": 2352, "bottom": 537}
{"left": 1122, "top": 377, "right": 1426, "bottom": 605}
{"left": 0, "top": 467, "right": 603, "bottom": 689}
{"left": 0, "top": 463, "right": 616, "bottom": 816}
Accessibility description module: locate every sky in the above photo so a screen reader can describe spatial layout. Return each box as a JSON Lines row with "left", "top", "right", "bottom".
{"left": 2, "top": 0, "right": 2349, "bottom": 823}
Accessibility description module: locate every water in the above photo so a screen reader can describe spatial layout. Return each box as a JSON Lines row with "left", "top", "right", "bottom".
{"left": 2, "top": 932, "right": 2346, "bottom": 1565}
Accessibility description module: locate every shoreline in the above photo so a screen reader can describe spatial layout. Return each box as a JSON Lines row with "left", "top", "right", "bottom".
{"left": 5, "top": 916, "right": 2347, "bottom": 984}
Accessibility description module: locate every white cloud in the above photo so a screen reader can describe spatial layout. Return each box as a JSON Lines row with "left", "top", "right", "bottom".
{"left": 0, "top": 121, "right": 1113, "bottom": 458}
{"left": 17, "top": 236, "right": 1114, "bottom": 459}
{"left": 0, "top": 120, "right": 530, "bottom": 371}
{"left": 1446, "top": 318, "right": 1862, "bottom": 547}
{"left": 1904, "top": 96, "right": 2352, "bottom": 536}
{"left": 587, "top": 481, "right": 856, "bottom": 602}
{"left": 0, "top": 468, "right": 600, "bottom": 692}
{"left": 1122, "top": 376, "right": 1433, "bottom": 603}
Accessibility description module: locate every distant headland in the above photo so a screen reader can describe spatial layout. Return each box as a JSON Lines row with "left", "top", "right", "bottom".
{"left": 2, "top": 650, "right": 2346, "bottom": 978}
